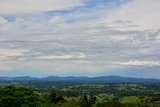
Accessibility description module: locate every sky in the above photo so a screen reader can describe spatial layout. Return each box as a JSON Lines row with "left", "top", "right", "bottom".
{"left": 0, "top": 0, "right": 160, "bottom": 78}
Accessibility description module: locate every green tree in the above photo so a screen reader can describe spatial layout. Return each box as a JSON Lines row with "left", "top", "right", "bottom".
{"left": 0, "top": 85, "right": 43, "bottom": 107}
{"left": 79, "top": 94, "right": 96, "bottom": 107}
{"left": 96, "top": 95, "right": 124, "bottom": 107}
{"left": 49, "top": 90, "right": 65, "bottom": 104}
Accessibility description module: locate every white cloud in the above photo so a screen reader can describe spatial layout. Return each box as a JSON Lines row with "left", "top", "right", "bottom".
{"left": 37, "top": 55, "right": 73, "bottom": 60}
{"left": 50, "top": 16, "right": 65, "bottom": 25}
{"left": 0, "top": 64, "right": 13, "bottom": 71}
{"left": 36, "top": 53, "right": 86, "bottom": 60}
{"left": 117, "top": 60, "right": 160, "bottom": 67}
{"left": 0, "top": 48, "right": 28, "bottom": 71}
{"left": 78, "top": 53, "right": 86, "bottom": 58}
{"left": 0, "top": 17, "right": 7, "bottom": 24}
{"left": 0, "top": 0, "right": 83, "bottom": 15}
{"left": 105, "top": 0, "right": 160, "bottom": 29}
{"left": 0, "top": 48, "right": 28, "bottom": 61}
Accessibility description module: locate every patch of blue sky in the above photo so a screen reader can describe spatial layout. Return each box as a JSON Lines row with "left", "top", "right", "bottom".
{"left": 1, "top": 14, "right": 51, "bottom": 24}
{"left": 21, "top": 14, "right": 51, "bottom": 22}
{"left": 44, "top": 0, "right": 131, "bottom": 24}
{"left": 45, "top": 0, "right": 130, "bottom": 16}
{"left": 83, "top": 0, "right": 129, "bottom": 9}
{"left": 67, "top": 16, "right": 97, "bottom": 23}
{"left": 2, "top": 15, "right": 15, "bottom": 22}
{"left": 1, "top": 0, "right": 131, "bottom": 24}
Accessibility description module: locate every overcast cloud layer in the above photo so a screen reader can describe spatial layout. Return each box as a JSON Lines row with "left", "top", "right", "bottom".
{"left": 0, "top": 0, "right": 160, "bottom": 78}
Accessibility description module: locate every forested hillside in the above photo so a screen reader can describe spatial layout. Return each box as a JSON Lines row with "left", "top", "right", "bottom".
{"left": 0, "top": 81, "right": 160, "bottom": 107}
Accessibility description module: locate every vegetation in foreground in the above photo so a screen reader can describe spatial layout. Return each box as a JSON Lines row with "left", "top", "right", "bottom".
{"left": 0, "top": 82, "right": 160, "bottom": 107}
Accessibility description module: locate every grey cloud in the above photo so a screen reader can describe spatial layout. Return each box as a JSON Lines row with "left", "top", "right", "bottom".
{"left": 0, "top": 6, "right": 160, "bottom": 74}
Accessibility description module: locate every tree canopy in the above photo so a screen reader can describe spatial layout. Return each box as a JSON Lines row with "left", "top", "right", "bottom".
{"left": 0, "top": 85, "right": 43, "bottom": 107}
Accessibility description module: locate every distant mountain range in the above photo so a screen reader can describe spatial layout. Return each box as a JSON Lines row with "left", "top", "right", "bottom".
{"left": 0, "top": 76, "right": 160, "bottom": 83}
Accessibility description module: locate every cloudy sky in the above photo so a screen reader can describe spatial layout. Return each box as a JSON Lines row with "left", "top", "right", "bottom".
{"left": 0, "top": 0, "right": 160, "bottom": 78}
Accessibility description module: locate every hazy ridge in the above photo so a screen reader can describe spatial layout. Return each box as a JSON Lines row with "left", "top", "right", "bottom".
{"left": 0, "top": 76, "right": 160, "bottom": 83}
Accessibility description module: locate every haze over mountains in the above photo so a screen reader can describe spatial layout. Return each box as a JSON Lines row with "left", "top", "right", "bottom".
{"left": 0, "top": 76, "right": 160, "bottom": 83}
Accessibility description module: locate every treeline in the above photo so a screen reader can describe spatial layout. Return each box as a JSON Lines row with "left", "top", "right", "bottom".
{"left": 4, "top": 81, "right": 159, "bottom": 97}
{"left": 0, "top": 85, "right": 160, "bottom": 107}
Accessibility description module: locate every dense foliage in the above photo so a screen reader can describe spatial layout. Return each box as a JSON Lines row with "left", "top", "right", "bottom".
{"left": 0, "top": 85, "right": 43, "bottom": 107}
{"left": 0, "top": 82, "right": 160, "bottom": 107}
